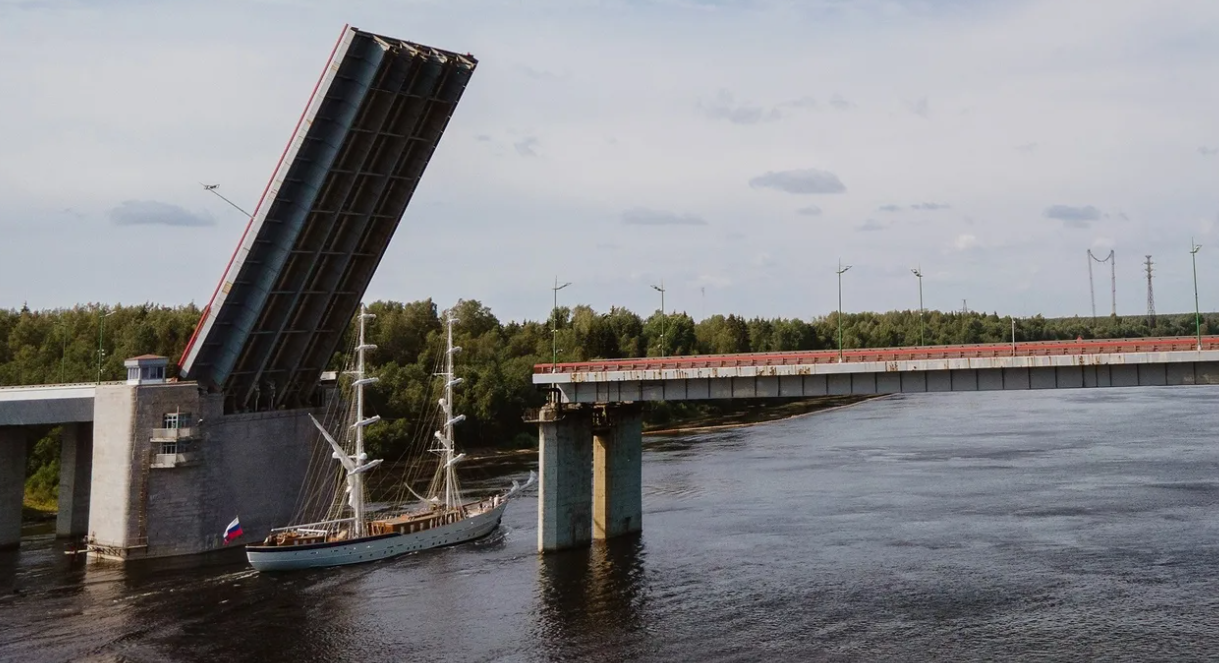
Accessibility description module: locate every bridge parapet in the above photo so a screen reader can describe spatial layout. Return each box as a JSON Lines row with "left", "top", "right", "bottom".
{"left": 536, "top": 348, "right": 1219, "bottom": 403}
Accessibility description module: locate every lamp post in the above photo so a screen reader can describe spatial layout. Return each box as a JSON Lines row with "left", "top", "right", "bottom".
{"left": 651, "top": 281, "right": 666, "bottom": 358}
{"left": 97, "top": 308, "right": 115, "bottom": 384}
{"left": 911, "top": 266, "right": 924, "bottom": 346}
{"left": 836, "top": 261, "right": 851, "bottom": 362}
{"left": 551, "top": 277, "right": 571, "bottom": 373}
{"left": 1191, "top": 239, "right": 1202, "bottom": 351}
{"left": 59, "top": 315, "right": 68, "bottom": 383}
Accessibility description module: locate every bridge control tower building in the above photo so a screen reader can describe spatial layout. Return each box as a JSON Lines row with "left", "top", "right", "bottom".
{"left": 80, "top": 26, "right": 478, "bottom": 560}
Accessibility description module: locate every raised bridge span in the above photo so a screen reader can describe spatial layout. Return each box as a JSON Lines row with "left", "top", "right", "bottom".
{"left": 534, "top": 336, "right": 1219, "bottom": 403}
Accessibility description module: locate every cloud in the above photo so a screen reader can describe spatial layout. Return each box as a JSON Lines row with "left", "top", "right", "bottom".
{"left": 1043, "top": 204, "right": 1102, "bottom": 228}
{"left": 751, "top": 252, "right": 777, "bottom": 268}
{"left": 910, "top": 202, "right": 950, "bottom": 211}
{"left": 699, "top": 90, "right": 780, "bottom": 125}
{"left": 1015, "top": 142, "right": 1039, "bottom": 152}
{"left": 1200, "top": 146, "right": 1219, "bottom": 156}
{"left": 518, "top": 65, "right": 563, "bottom": 81}
{"left": 795, "top": 205, "right": 822, "bottom": 216}
{"left": 475, "top": 134, "right": 492, "bottom": 142}
{"left": 595, "top": 242, "right": 620, "bottom": 250}
{"left": 878, "top": 204, "right": 902, "bottom": 212}
{"left": 858, "top": 219, "right": 886, "bottom": 232}
{"left": 781, "top": 97, "right": 818, "bottom": 109}
{"left": 108, "top": 200, "right": 214, "bottom": 227}
{"left": 909, "top": 96, "right": 930, "bottom": 118}
{"left": 698, "top": 90, "right": 817, "bottom": 125}
{"left": 953, "top": 234, "right": 979, "bottom": 250}
{"left": 749, "top": 169, "right": 846, "bottom": 194}
{"left": 621, "top": 207, "right": 708, "bottom": 226}
{"left": 513, "top": 136, "right": 540, "bottom": 157}
{"left": 828, "top": 94, "right": 853, "bottom": 110}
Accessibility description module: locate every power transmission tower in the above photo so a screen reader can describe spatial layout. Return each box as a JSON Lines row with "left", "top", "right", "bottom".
{"left": 1087, "top": 249, "right": 1116, "bottom": 319}
{"left": 1144, "top": 255, "right": 1156, "bottom": 328}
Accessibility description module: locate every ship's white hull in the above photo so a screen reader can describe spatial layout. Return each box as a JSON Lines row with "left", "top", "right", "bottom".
{"left": 246, "top": 501, "right": 507, "bottom": 572}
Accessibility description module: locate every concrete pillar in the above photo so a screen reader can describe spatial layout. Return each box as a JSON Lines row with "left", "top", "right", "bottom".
{"left": 56, "top": 423, "right": 93, "bottom": 537}
{"left": 0, "top": 428, "right": 28, "bottom": 551}
{"left": 593, "top": 405, "right": 643, "bottom": 540}
{"left": 536, "top": 405, "right": 593, "bottom": 552}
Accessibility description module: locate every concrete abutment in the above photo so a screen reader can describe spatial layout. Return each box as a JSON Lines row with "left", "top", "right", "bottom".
{"left": 533, "top": 403, "right": 643, "bottom": 553}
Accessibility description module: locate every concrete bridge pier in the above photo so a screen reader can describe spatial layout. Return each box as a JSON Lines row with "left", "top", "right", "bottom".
{"left": 0, "top": 428, "right": 28, "bottom": 551}
{"left": 535, "top": 405, "right": 593, "bottom": 552}
{"left": 593, "top": 404, "right": 642, "bottom": 541}
{"left": 56, "top": 423, "right": 93, "bottom": 538}
{"left": 533, "top": 403, "right": 643, "bottom": 553}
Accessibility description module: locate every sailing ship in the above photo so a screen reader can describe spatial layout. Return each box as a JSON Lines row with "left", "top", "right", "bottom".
{"left": 247, "top": 306, "right": 533, "bottom": 572}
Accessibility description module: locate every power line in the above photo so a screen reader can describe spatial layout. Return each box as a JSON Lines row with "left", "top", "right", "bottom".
{"left": 1145, "top": 255, "right": 1156, "bottom": 328}
{"left": 1087, "top": 249, "right": 1116, "bottom": 319}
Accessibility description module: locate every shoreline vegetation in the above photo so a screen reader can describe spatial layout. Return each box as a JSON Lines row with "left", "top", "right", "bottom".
{"left": 7, "top": 298, "right": 1213, "bottom": 524}
{"left": 458, "top": 394, "right": 884, "bottom": 465}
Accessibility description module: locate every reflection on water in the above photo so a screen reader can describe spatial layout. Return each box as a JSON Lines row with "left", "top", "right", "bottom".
{"left": 5, "top": 387, "right": 1219, "bottom": 661}
{"left": 534, "top": 536, "right": 647, "bottom": 660}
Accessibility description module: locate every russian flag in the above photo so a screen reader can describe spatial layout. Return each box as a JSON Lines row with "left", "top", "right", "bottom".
{"left": 223, "top": 516, "right": 243, "bottom": 545}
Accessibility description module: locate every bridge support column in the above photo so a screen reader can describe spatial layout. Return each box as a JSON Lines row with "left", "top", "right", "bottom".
{"left": 56, "top": 423, "right": 93, "bottom": 538}
{"left": 534, "top": 404, "right": 593, "bottom": 552}
{"left": 593, "top": 404, "right": 642, "bottom": 540}
{"left": 0, "top": 428, "right": 28, "bottom": 551}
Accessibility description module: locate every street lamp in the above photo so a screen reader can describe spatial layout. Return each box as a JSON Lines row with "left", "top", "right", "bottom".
{"left": 97, "top": 308, "right": 116, "bottom": 384}
{"left": 59, "top": 315, "right": 69, "bottom": 383}
{"left": 836, "top": 261, "right": 852, "bottom": 362}
{"left": 651, "top": 281, "right": 666, "bottom": 358}
{"left": 1191, "top": 239, "right": 1202, "bottom": 351}
{"left": 201, "top": 183, "right": 253, "bottom": 218}
{"left": 551, "top": 277, "right": 571, "bottom": 373}
{"left": 911, "top": 266, "right": 924, "bottom": 346}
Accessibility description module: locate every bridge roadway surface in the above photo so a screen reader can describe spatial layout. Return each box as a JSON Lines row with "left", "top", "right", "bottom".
{"left": 534, "top": 336, "right": 1219, "bottom": 403}
{"left": 0, "top": 382, "right": 121, "bottom": 427}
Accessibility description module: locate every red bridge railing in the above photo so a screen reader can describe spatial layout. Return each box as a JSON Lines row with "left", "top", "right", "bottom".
{"left": 534, "top": 336, "right": 1219, "bottom": 374}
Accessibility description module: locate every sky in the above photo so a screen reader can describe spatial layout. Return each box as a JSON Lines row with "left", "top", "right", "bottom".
{"left": 1, "top": 0, "right": 1217, "bottom": 323}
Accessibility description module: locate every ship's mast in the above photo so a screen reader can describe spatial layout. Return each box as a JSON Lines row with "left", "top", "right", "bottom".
{"left": 438, "top": 312, "right": 464, "bottom": 510}
{"left": 350, "top": 306, "right": 378, "bottom": 537}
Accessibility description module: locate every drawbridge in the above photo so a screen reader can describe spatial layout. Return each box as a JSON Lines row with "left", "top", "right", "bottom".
{"left": 179, "top": 25, "right": 477, "bottom": 412}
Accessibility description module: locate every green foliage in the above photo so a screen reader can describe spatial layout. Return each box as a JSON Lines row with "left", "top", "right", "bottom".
{"left": 4, "top": 300, "right": 1216, "bottom": 472}
{"left": 24, "top": 429, "right": 61, "bottom": 510}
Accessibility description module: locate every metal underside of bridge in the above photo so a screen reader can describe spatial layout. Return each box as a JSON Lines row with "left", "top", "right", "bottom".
{"left": 179, "top": 26, "right": 477, "bottom": 413}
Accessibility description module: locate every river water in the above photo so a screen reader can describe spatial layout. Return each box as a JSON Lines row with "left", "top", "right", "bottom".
{"left": 4, "top": 387, "right": 1219, "bottom": 662}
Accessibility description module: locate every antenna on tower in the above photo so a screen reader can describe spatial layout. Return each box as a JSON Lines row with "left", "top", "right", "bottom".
{"left": 1145, "top": 255, "right": 1156, "bottom": 328}
{"left": 1087, "top": 249, "right": 1116, "bottom": 319}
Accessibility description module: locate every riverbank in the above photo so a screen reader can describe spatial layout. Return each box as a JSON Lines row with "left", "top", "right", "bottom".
{"left": 21, "top": 499, "right": 56, "bottom": 527}
{"left": 641, "top": 394, "right": 884, "bottom": 436}
{"left": 458, "top": 394, "right": 887, "bottom": 463}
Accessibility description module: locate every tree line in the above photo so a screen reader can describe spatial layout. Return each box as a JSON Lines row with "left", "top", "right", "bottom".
{"left": 3, "top": 300, "right": 1214, "bottom": 469}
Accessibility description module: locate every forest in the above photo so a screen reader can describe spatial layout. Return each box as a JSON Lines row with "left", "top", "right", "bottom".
{"left": 4, "top": 299, "right": 1214, "bottom": 514}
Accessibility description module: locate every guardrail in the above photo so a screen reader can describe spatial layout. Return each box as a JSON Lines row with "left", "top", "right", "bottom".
{"left": 0, "top": 381, "right": 123, "bottom": 391}
{"left": 535, "top": 336, "right": 1219, "bottom": 374}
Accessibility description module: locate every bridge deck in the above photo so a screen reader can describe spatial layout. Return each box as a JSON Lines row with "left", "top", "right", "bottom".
{"left": 0, "top": 382, "right": 120, "bottom": 426}
{"left": 533, "top": 337, "right": 1219, "bottom": 403}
